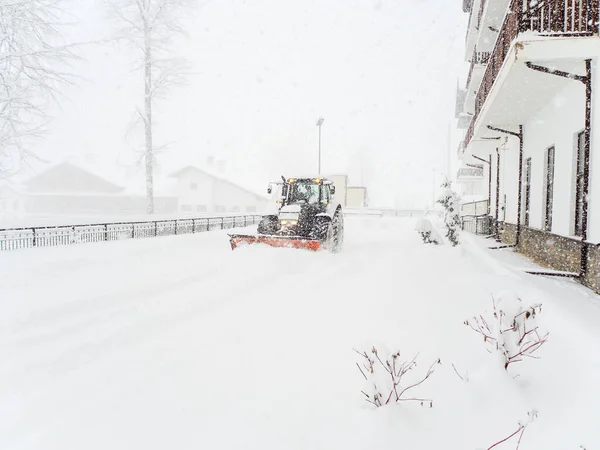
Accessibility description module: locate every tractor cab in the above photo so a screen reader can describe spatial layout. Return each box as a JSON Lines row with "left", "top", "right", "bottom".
{"left": 268, "top": 177, "right": 336, "bottom": 210}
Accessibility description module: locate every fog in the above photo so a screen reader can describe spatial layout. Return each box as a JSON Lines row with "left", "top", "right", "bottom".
{"left": 1, "top": 0, "right": 467, "bottom": 221}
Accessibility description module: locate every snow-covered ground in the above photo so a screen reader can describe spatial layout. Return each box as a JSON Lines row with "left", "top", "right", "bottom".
{"left": 1, "top": 216, "right": 599, "bottom": 449}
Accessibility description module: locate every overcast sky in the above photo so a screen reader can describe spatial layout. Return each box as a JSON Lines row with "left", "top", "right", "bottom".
{"left": 35, "top": 0, "right": 468, "bottom": 208}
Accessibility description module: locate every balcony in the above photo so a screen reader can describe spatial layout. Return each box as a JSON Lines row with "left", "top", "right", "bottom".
{"left": 465, "top": 48, "right": 491, "bottom": 89}
{"left": 465, "top": 0, "right": 600, "bottom": 147}
{"left": 455, "top": 85, "right": 467, "bottom": 118}
{"left": 457, "top": 167, "right": 484, "bottom": 179}
{"left": 457, "top": 140, "right": 466, "bottom": 158}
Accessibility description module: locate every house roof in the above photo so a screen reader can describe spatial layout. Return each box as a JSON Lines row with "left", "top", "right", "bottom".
{"left": 18, "top": 157, "right": 181, "bottom": 197}
{"left": 25, "top": 161, "right": 125, "bottom": 194}
{"left": 169, "top": 165, "right": 269, "bottom": 201}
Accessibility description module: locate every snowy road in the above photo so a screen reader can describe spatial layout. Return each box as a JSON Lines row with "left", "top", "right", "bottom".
{"left": 1, "top": 216, "right": 600, "bottom": 449}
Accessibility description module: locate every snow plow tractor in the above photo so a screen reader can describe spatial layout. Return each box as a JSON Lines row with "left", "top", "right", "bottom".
{"left": 229, "top": 176, "right": 344, "bottom": 252}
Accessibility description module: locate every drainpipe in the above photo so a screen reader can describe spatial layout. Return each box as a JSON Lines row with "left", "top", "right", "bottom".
{"left": 495, "top": 148, "right": 501, "bottom": 241}
{"left": 487, "top": 126, "right": 524, "bottom": 245}
{"left": 516, "top": 125, "right": 524, "bottom": 247}
{"left": 525, "top": 60, "right": 593, "bottom": 279}
{"left": 581, "top": 59, "right": 592, "bottom": 279}
{"left": 472, "top": 154, "right": 493, "bottom": 215}
{"left": 488, "top": 154, "right": 492, "bottom": 214}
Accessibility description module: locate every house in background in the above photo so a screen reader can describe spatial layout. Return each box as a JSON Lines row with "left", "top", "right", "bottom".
{"left": 0, "top": 160, "right": 270, "bottom": 220}
{"left": 328, "top": 174, "right": 369, "bottom": 208}
{"left": 6, "top": 162, "right": 178, "bottom": 216}
{"left": 169, "top": 165, "right": 270, "bottom": 214}
{"left": 346, "top": 186, "right": 368, "bottom": 208}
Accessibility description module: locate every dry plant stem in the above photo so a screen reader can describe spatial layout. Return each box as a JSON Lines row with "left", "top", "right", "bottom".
{"left": 487, "top": 425, "right": 525, "bottom": 450}
{"left": 355, "top": 347, "right": 438, "bottom": 407}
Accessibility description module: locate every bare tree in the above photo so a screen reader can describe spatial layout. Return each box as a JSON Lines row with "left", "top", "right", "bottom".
{"left": 106, "top": 0, "right": 196, "bottom": 213}
{"left": 0, "top": 0, "right": 76, "bottom": 176}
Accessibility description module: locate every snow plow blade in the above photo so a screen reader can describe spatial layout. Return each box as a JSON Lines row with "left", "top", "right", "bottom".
{"left": 228, "top": 234, "right": 321, "bottom": 251}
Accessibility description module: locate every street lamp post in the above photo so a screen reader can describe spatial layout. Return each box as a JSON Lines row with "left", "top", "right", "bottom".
{"left": 316, "top": 117, "right": 324, "bottom": 175}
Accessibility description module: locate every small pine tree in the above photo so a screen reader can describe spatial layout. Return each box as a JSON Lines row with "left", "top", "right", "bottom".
{"left": 437, "top": 179, "right": 461, "bottom": 246}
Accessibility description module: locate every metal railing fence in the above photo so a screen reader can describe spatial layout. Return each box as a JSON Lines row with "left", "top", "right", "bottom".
{"left": 0, "top": 215, "right": 262, "bottom": 251}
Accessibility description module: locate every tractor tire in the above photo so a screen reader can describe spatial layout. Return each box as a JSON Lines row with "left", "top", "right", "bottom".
{"left": 331, "top": 210, "right": 344, "bottom": 253}
{"left": 257, "top": 216, "right": 279, "bottom": 235}
{"left": 312, "top": 216, "right": 331, "bottom": 243}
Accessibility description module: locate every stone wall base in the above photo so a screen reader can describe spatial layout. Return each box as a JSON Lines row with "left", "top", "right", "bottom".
{"left": 494, "top": 222, "right": 600, "bottom": 295}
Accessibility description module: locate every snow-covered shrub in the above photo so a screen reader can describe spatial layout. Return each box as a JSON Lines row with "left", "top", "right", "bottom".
{"left": 437, "top": 179, "right": 461, "bottom": 246}
{"left": 415, "top": 217, "right": 439, "bottom": 245}
{"left": 465, "top": 292, "right": 548, "bottom": 372}
{"left": 483, "top": 409, "right": 538, "bottom": 450}
{"left": 355, "top": 346, "right": 440, "bottom": 407}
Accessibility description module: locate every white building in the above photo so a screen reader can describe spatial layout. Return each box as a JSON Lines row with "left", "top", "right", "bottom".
{"left": 0, "top": 161, "right": 270, "bottom": 221}
{"left": 327, "top": 174, "right": 369, "bottom": 208}
{"left": 456, "top": 0, "right": 600, "bottom": 293}
{"left": 169, "top": 166, "right": 270, "bottom": 214}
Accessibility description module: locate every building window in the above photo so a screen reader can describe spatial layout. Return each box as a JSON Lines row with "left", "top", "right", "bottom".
{"left": 245, "top": 205, "right": 256, "bottom": 212}
{"left": 231, "top": 206, "right": 240, "bottom": 212}
{"left": 524, "top": 158, "right": 532, "bottom": 227}
{"left": 321, "top": 184, "right": 330, "bottom": 204}
{"left": 575, "top": 131, "right": 586, "bottom": 236}
{"left": 190, "top": 182, "right": 198, "bottom": 190}
{"left": 181, "top": 204, "right": 192, "bottom": 212}
{"left": 543, "top": 146, "right": 555, "bottom": 231}
{"left": 196, "top": 205, "right": 207, "bottom": 212}
{"left": 214, "top": 205, "right": 225, "bottom": 213}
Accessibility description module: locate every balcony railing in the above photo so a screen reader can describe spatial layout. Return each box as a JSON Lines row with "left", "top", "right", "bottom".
{"left": 465, "top": 48, "right": 492, "bottom": 92}
{"left": 457, "top": 167, "right": 484, "bottom": 178}
{"left": 464, "top": 0, "right": 599, "bottom": 146}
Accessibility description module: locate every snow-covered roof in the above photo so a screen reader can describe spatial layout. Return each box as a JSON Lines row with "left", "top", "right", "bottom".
{"left": 169, "top": 165, "right": 269, "bottom": 201}
{"left": 21, "top": 155, "right": 129, "bottom": 189}
{"left": 15, "top": 157, "right": 180, "bottom": 197}
{"left": 25, "top": 161, "right": 125, "bottom": 194}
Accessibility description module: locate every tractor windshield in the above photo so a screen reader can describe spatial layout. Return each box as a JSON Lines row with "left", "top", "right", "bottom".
{"left": 288, "top": 182, "right": 320, "bottom": 204}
